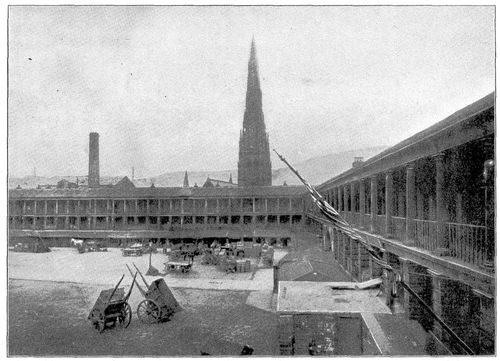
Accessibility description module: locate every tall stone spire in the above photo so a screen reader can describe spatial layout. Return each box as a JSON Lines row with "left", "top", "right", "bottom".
{"left": 238, "top": 38, "right": 272, "bottom": 187}
{"left": 183, "top": 171, "right": 189, "bottom": 188}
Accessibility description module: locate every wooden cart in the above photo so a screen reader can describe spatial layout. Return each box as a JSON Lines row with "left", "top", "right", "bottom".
{"left": 88, "top": 273, "right": 137, "bottom": 333}
{"left": 164, "top": 260, "right": 192, "bottom": 273}
{"left": 127, "top": 264, "right": 181, "bottom": 324}
{"left": 122, "top": 244, "right": 143, "bottom": 257}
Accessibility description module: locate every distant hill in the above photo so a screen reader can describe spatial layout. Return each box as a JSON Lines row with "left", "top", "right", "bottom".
{"left": 8, "top": 146, "right": 387, "bottom": 189}
{"left": 271, "top": 146, "right": 387, "bottom": 186}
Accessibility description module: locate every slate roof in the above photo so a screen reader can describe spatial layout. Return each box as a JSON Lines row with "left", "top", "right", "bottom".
{"left": 114, "top": 176, "right": 136, "bottom": 190}
{"left": 278, "top": 249, "right": 352, "bottom": 282}
{"left": 204, "top": 177, "right": 237, "bottom": 188}
{"left": 9, "top": 185, "right": 307, "bottom": 199}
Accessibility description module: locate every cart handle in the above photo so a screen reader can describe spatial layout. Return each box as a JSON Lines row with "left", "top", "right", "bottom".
{"left": 107, "top": 274, "right": 125, "bottom": 304}
{"left": 124, "top": 272, "right": 138, "bottom": 302}
{"left": 133, "top": 262, "right": 150, "bottom": 289}
{"left": 126, "top": 264, "right": 147, "bottom": 297}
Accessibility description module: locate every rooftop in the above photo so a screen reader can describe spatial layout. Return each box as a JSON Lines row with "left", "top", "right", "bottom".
{"left": 9, "top": 185, "right": 307, "bottom": 199}
{"left": 277, "top": 281, "right": 391, "bottom": 314}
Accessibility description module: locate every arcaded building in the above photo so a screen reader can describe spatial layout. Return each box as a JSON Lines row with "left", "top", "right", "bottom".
{"left": 306, "top": 92, "right": 495, "bottom": 355}
{"left": 7, "top": 38, "right": 495, "bottom": 355}
{"left": 8, "top": 39, "right": 304, "bottom": 248}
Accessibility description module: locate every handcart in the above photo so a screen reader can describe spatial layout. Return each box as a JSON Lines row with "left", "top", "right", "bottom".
{"left": 164, "top": 260, "right": 192, "bottom": 273}
{"left": 127, "top": 263, "right": 182, "bottom": 324}
{"left": 88, "top": 273, "right": 137, "bottom": 333}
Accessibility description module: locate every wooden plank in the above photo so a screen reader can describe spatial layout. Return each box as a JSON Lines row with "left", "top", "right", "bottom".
{"left": 356, "top": 278, "right": 383, "bottom": 290}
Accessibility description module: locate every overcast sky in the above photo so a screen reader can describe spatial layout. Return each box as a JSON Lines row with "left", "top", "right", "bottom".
{"left": 8, "top": 6, "right": 494, "bottom": 178}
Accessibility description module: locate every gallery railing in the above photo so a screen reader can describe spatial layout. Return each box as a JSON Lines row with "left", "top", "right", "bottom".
{"left": 391, "top": 216, "right": 406, "bottom": 241}
{"left": 413, "top": 219, "right": 438, "bottom": 251}
{"left": 447, "top": 222, "right": 488, "bottom": 268}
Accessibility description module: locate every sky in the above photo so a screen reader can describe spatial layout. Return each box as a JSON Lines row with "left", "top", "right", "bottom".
{"left": 7, "top": 6, "right": 495, "bottom": 178}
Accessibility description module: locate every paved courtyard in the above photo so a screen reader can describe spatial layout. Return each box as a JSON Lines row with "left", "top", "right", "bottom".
{"left": 8, "top": 247, "right": 279, "bottom": 356}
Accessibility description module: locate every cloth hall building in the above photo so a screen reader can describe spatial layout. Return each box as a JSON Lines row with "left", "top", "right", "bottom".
{"left": 8, "top": 40, "right": 495, "bottom": 355}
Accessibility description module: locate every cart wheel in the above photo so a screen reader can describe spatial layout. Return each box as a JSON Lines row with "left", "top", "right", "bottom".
{"left": 96, "top": 317, "right": 106, "bottom": 333}
{"left": 137, "top": 299, "right": 161, "bottom": 324}
{"left": 119, "top": 302, "right": 132, "bottom": 328}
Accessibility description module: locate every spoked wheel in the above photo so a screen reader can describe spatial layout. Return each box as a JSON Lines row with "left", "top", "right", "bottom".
{"left": 137, "top": 299, "right": 161, "bottom": 324}
{"left": 95, "top": 316, "right": 106, "bottom": 333}
{"left": 118, "top": 302, "right": 132, "bottom": 328}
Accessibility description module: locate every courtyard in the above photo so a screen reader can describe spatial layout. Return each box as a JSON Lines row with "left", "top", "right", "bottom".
{"left": 8, "top": 247, "right": 280, "bottom": 356}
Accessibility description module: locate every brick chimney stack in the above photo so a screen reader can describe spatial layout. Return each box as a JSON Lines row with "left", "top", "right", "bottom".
{"left": 88, "top": 132, "right": 100, "bottom": 188}
{"left": 352, "top": 157, "right": 364, "bottom": 169}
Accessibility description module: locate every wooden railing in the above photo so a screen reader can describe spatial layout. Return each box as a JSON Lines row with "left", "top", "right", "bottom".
{"left": 307, "top": 211, "right": 493, "bottom": 270}
{"left": 374, "top": 214, "right": 385, "bottom": 235}
{"left": 447, "top": 222, "right": 488, "bottom": 267}
{"left": 413, "top": 219, "right": 438, "bottom": 251}
{"left": 391, "top": 216, "right": 406, "bottom": 241}
{"left": 363, "top": 214, "right": 371, "bottom": 229}
{"left": 352, "top": 213, "right": 361, "bottom": 228}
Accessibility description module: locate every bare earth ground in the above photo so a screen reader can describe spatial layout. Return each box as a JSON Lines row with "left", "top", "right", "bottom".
{"left": 8, "top": 248, "right": 279, "bottom": 356}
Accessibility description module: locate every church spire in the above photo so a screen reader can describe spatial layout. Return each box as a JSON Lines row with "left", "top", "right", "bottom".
{"left": 238, "top": 38, "right": 272, "bottom": 187}
{"left": 245, "top": 37, "right": 262, "bottom": 115}
{"left": 183, "top": 171, "right": 189, "bottom": 188}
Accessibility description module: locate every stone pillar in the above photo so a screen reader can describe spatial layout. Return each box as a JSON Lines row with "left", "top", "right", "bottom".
{"left": 429, "top": 196, "right": 436, "bottom": 219}
{"left": 399, "top": 258, "right": 411, "bottom": 312}
{"left": 341, "top": 233, "right": 346, "bottom": 268}
{"left": 338, "top": 187, "right": 342, "bottom": 212}
{"left": 429, "top": 270, "right": 443, "bottom": 339}
{"left": 330, "top": 229, "right": 335, "bottom": 256}
{"left": 110, "top": 200, "right": 115, "bottom": 229}
{"left": 343, "top": 184, "right": 349, "bottom": 218}
{"left": 348, "top": 237, "right": 353, "bottom": 273}
{"left": 370, "top": 175, "right": 377, "bottom": 233}
{"left": 357, "top": 241, "right": 362, "bottom": 281}
{"left": 55, "top": 200, "right": 59, "bottom": 215}
{"left": 435, "top": 153, "right": 449, "bottom": 250}
{"left": 385, "top": 171, "right": 393, "bottom": 238}
{"left": 398, "top": 191, "right": 405, "bottom": 217}
{"left": 406, "top": 164, "right": 416, "bottom": 243}
{"left": 350, "top": 182, "right": 356, "bottom": 219}
{"left": 33, "top": 201, "right": 37, "bottom": 215}
{"left": 76, "top": 201, "right": 81, "bottom": 229}
{"left": 359, "top": 179, "right": 365, "bottom": 228}
{"left": 416, "top": 189, "right": 424, "bottom": 220}
{"left": 43, "top": 201, "right": 47, "bottom": 228}
{"left": 455, "top": 193, "right": 463, "bottom": 223}
{"left": 336, "top": 230, "right": 341, "bottom": 262}
{"left": 383, "top": 252, "right": 393, "bottom": 306}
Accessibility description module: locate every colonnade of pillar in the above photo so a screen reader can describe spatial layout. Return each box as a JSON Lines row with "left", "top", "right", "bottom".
{"left": 322, "top": 154, "right": 449, "bottom": 250}
{"left": 323, "top": 224, "right": 494, "bottom": 355}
